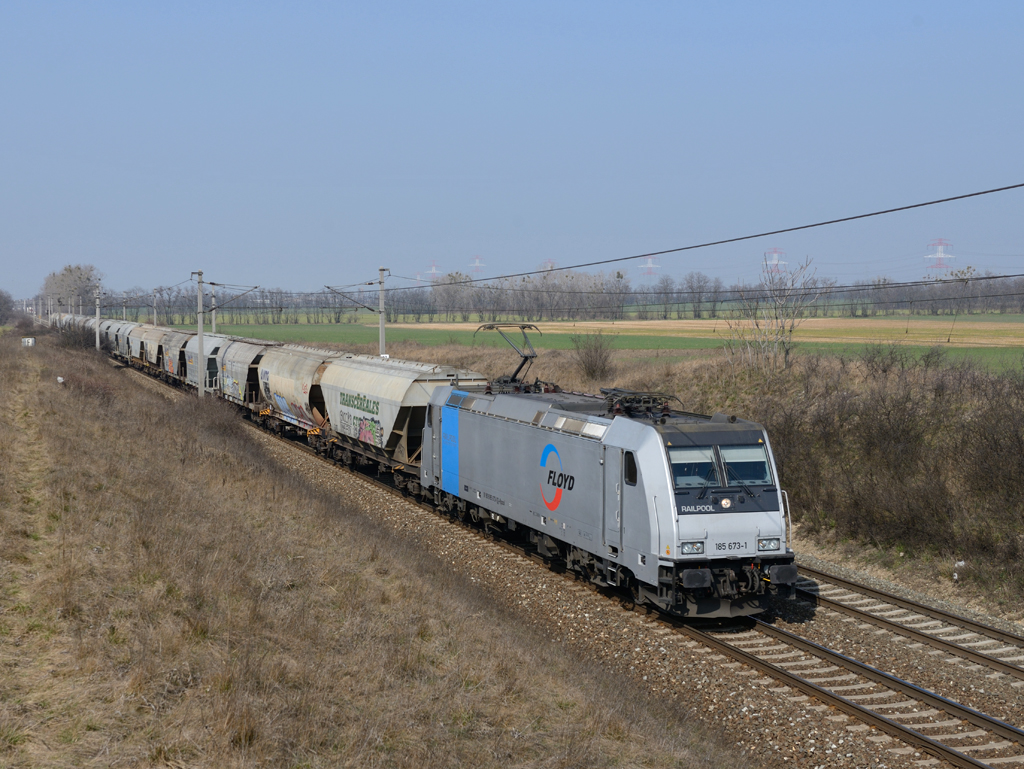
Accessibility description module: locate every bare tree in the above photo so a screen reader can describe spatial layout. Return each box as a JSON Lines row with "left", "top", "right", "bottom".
{"left": 570, "top": 331, "right": 615, "bottom": 380}
{"left": 0, "top": 289, "right": 14, "bottom": 324}
{"left": 726, "top": 257, "right": 825, "bottom": 371}
{"left": 682, "top": 271, "right": 711, "bottom": 319}
{"left": 432, "top": 272, "right": 471, "bottom": 322}
{"left": 634, "top": 286, "right": 652, "bottom": 320}
{"left": 42, "top": 264, "right": 102, "bottom": 315}
{"left": 707, "top": 277, "right": 724, "bottom": 319}
{"left": 654, "top": 275, "right": 675, "bottom": 319}
{"left": 605, "top": 271, "right": 630, "bottom": 320}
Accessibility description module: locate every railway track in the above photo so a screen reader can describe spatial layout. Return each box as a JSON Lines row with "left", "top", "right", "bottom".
{"left": 119, "top": 361, "right": 1024, "bottom": 767}
{"left": 677, "top": 620, "right": 1024, "bottom": 767}
{"left": 795, "top": 567, "right": 1024, "bottom": 684}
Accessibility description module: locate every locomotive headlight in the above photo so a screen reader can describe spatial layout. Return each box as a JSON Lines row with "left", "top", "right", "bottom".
{"left": 680, "top": 542, "right": 704, "bottom": 555}
{"left": 719, "top": 498, "right": 732, "bottom": 509}
{"left": 758, "top": 538, "right": 781, "bottom": 551}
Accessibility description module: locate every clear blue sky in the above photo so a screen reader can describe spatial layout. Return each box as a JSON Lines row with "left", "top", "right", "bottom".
{"left": 2, "top": 2, "right": 1023, "bottom": 299}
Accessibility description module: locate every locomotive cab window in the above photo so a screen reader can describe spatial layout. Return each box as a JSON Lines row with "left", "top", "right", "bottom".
{"left": 624, "top": 451, "right": 638, "bottom": 486}
{"left": 668, "top": 446, "right": 720, "bottom": 488}
{"left": 720, "top": 444, "right": 773, "bottom": 486}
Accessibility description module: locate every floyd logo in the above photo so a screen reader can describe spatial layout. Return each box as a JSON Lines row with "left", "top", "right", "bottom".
{"left": 540, "top": 444, "right": 575, "bottom": 511}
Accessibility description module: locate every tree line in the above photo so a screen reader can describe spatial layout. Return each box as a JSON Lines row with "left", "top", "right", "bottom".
{"left": 29, "top": 263, "right": 1024, "bottom": 326}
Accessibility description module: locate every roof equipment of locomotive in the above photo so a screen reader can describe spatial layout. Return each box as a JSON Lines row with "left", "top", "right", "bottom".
{"left": 474, "top": 323, "right": 540, "bottom": 384}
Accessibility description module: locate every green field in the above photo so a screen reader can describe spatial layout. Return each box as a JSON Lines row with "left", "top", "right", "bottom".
{"left": 176, "top": 323, "right": 727, "bottom": 352}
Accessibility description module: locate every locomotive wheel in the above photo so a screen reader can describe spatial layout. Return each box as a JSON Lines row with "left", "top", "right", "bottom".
{"left": 630, "top": 579, "right": 643, "bottom": 605}
{"left": 620, "top": 571, "right": 643, "bottom": 609}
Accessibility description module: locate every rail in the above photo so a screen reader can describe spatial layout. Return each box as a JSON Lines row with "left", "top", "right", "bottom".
{"left": 798, "top": 565, "right": 1024, "bottom": 647}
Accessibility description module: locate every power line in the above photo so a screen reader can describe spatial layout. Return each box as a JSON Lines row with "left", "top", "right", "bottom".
{"left": 92, "top": 287, "right": 1024, "bottom": 320}
{"left": 109, "top": 274, "right": 1024, "bottom": 314}
{"left": 356, "top": 288, "right": 1024, "bottom": 317}
{"left": 95, "top": 178, "right": 1024, "bottom": 307}
{"left": 389, "top": 270, "right": 1024, "bottom": 298}
{"left": 377, "top": 181, "right": 1024, "bottom": 293}
{"left": 118, "top": 268, "right": 1024, "bottom": 305}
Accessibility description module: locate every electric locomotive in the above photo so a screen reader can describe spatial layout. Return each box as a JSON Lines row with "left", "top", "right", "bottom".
{"left": 421, "top": 381, "right": 796, "bottom": 618}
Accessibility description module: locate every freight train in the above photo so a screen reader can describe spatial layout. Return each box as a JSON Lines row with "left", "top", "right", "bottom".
{"left": 52, "top": 313, "right": 797, "bottom": 618}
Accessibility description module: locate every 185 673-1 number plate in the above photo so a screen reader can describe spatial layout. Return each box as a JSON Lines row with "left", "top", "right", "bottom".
{"left": 715, "top": 541, "right": 748, "bottom": 552}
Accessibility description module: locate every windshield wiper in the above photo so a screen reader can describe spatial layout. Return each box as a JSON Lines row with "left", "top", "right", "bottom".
{"left": 726, "top": 465, "right": 755, "bottom": 497}
{"left": 696, "top": 466, "right": 719, "bottom": 500}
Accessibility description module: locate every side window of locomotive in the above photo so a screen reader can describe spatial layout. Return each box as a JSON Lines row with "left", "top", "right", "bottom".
{"left": 624, "top": 451, "right": 638, "bottom": 486}
{"left": 668, "top": 446, "right": 719, "bottom": 488}
{"left": 720, "top": 444, "right": 773, "bottom": 486}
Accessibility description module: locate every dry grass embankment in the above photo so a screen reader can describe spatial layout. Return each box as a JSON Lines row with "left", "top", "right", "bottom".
{"left": 0, "top": 334, "right": 737, "bottom": 768}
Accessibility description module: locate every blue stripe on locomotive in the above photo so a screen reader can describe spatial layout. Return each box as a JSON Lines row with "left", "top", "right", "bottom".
{"left": 441, "top": 404, "right": 460, "bottom": 495}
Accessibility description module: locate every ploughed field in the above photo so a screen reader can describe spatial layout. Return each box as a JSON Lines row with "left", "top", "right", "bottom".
{"left": 0, "top": 333, "right": 746, "bottom": 768}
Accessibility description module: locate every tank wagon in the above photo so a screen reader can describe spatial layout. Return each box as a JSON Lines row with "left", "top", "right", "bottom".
{"left": 53, "top": 314, "right": 797, "bottom": 618}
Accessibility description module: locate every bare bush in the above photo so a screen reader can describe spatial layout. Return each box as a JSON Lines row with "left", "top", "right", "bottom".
{"left": 54, "top": 325, "right": 94, "bottom": 349}
{"left": 726, "top": 257, "right": 833, "bottom": 371}
{"left": 745, "top": 351, "right": 1024, "bottom": 594}
{"left": 570, "top": 330, "right": 614, "bottom": 381}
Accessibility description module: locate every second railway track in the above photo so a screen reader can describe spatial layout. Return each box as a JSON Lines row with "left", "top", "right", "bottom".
{"left": 683, "top": 620, "right": 1024, "bottom": 767}
{"left": 795, "top": 567, "right": 1024, "bottom": 684}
